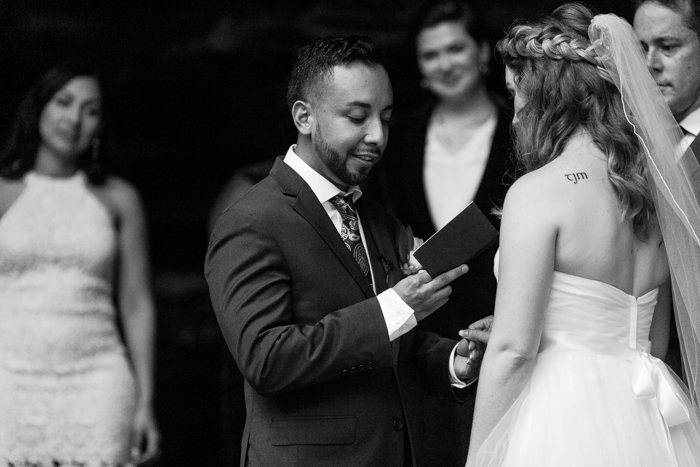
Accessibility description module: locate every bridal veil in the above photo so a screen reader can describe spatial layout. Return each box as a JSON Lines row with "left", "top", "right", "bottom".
{"left": 589, "top": 14, "right": 700, "bottom": 404}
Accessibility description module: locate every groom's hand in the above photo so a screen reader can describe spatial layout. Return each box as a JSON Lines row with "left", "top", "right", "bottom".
{"left": 453, "top": 338, "right": 484, "bottom": 382}
{"left": 393, "top": 265, "right": 468, "bottom": 321}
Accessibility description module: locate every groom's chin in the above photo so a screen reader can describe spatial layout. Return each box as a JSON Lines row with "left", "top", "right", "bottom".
{"left": 340, "top": 169, "right": 372, "bottom": 187}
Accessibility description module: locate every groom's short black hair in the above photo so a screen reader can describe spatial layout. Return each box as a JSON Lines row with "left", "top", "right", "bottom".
{"left": 286, "top": 35, "right": 386, "bottom": 110}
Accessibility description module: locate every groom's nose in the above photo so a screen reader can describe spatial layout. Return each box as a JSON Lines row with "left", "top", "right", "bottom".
{"left": 363, "top": 116, "right": 388, "bottom": 148}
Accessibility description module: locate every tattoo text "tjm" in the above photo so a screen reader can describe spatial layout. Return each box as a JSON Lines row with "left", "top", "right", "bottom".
{"left": 565, "top": 172, "right": 588, "bottom": 184}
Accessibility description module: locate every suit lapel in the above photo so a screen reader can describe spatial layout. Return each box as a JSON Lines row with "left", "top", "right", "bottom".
{"left": 270, "top": 158, "right": 375, "bottom": 298}
{"left": 689, "top": 135, "right": 700, "bottom": 165}
{"left": 687, "top": 136, "right": 700, "bottom": 195}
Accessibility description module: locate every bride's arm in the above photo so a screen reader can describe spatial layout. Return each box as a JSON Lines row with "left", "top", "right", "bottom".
{"left": 466, "top": 176, "right": 558, "bottom": 464}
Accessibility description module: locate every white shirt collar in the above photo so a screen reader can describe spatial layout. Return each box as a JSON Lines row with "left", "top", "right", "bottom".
{"left": 680, "top": 107, "right": 700, "bottom": 138}
{"left": 283, "top": 145, "right": 362, "bottom": 203}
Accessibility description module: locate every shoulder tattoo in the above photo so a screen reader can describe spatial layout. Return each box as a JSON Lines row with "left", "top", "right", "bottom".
{"left": 564, "top": 172, "right": 588, "bottom": 184}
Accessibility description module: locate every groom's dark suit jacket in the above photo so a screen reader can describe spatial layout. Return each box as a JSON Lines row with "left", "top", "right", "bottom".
{"left": 690, "top": 135, "right": 700, "bottom": 186}
{"left": 206, "top": 157, "right": 461, "bottom": 467}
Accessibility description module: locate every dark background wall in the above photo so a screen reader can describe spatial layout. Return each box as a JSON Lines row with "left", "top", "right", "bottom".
{"left": 0, "top": 1, "right": 634, "bottom": 465}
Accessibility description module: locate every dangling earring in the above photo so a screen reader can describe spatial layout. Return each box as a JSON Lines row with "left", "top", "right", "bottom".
{"left": 479, "top": 63, "right": 489, "bottom": 74}
{"left": 420, "top": 78, "right": 430, "bottom": 89}
{"left": 91, "top": 138, "right": 100, "bottom": 161}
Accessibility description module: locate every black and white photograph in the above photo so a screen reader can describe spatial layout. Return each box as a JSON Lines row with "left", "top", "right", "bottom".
{"left": 1, "top": 1, "right": 699, "bottom": 466}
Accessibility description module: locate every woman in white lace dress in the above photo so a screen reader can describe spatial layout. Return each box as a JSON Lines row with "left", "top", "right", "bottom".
{"left": 0, "top": 59, "right": 160, "bottom": 466}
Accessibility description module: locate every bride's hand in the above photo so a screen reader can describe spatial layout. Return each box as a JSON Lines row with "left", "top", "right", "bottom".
{"left": 459, "top": 315, "right": 494, "bottom": 350}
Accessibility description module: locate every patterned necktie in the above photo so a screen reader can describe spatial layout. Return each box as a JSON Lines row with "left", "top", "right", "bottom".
{"left": 329, "top": 193, "right": 373, "bottom": 286}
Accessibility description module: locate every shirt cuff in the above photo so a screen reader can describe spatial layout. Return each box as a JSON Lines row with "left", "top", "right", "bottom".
{"left": 377, "top": 288, "right": 417, "bottom": 341}
{"left": 449, "top": 343, "right": 477, "bottom": 388}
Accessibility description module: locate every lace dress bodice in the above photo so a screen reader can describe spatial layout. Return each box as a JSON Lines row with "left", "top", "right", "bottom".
{"left": 0, "top": 171, "right": 136, "bottom": 466}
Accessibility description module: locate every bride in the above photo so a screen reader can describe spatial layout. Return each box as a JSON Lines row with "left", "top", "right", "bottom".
{"left": 463, "top": 3, "right": 700, "bottom": 466}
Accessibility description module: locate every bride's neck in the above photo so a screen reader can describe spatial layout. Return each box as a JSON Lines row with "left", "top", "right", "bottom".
{"left": 560, "top": 130, "right": 607, "bottom": 164}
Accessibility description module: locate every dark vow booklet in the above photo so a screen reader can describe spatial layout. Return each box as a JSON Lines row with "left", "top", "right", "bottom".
{"left": 413, "top": 202, "right": 499, "bottom": 277}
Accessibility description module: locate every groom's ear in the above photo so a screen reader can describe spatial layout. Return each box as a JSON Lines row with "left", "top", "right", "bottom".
{"left": 292, "top": 100, "right": 313, "bottom": 135}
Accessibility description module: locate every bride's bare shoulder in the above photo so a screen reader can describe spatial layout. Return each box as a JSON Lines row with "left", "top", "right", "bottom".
{"left": 501, "top": 171, "right": 553, "bottom": 226}
{"left": 505, "top": 164, "right": 567, "bottom": 203}
{"left": 503, "top": 157, "right": 599, "bottom": 222}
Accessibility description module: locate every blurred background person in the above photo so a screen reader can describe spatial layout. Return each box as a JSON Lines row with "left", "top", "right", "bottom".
{"left": 208, "top": 157, "right": 276, "bottom": 234}
{"left": 368, "top": 1, "right": 514, "bottom": 464}
{"left": 632, "top": 0, "right": 700, "bottom": 377}
{"left": 633, "top": 0, "right": 700, "bottom": 133}
{"left": 0, "top": 59, "right": 160, "bottom": 466}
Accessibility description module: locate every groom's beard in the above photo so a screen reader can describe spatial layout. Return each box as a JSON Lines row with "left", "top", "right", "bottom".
{"left": 314, "top": 124, "right": 374, "bottom": 187}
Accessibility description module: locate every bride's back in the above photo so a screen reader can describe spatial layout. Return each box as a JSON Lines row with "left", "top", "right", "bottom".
{"left": 495, "top": 1, "right": 671, "bottom": 299}
{"left": 528, "top": 133, "right": 668, "bottom": 297}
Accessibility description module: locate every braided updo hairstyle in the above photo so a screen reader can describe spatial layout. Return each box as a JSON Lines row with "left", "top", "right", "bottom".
{"left": 497, "top": 2, "right": 655, "bottom": 240}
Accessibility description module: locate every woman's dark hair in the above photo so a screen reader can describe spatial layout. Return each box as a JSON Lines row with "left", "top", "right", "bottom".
{"left": 0, "top": 58, "right": 110, "bottom": 184}
{"left": 412, "top": 0, "right": 490, "bottom": 45}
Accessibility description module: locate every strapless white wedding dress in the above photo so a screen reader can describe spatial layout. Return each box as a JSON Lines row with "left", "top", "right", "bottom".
{"left": 0, "top": 172, "right": 136, "bottom": 466}
{"left": 473, "top": 251, "right": 700, "bottom": 467}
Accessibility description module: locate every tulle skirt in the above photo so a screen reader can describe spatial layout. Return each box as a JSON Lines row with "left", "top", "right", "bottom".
{"left": 474, "top": 351, "right": 700, "bottom": 467}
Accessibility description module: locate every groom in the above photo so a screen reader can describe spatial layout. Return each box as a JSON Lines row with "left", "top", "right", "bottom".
{"left": 205, "top": 36, "right": 479, "bottom": 467}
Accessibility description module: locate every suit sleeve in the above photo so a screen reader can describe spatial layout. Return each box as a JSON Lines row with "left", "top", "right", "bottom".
{"left": 205, "top": 208, "right": 395, "bottom": 396}
{"left": 412, "top": 326, "right": 470, "bottom": 401}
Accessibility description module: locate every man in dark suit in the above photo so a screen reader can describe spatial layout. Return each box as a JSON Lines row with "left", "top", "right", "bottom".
{"left": 205, "top": 36, "right": 480, "bottom": 467}
{"left": 634, "top": 0, "right": 700, "bottom": 154}
{"left": 634, "top": 0, "right": 700, "bottom": 377}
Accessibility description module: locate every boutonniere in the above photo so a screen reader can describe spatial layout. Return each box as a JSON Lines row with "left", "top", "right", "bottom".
{"left": 396, "top": 224, "right": 424, "bottom": 276}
